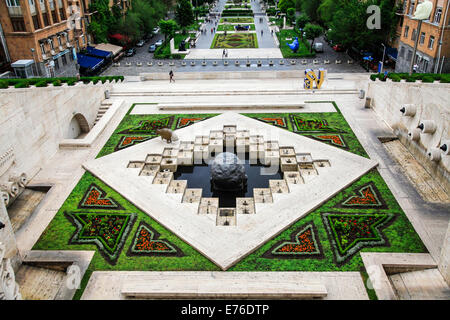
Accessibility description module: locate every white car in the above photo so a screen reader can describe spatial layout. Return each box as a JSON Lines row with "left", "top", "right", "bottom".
{"left": 313, "top": 42, "right": 323, "bottom": 52}
{"left": 152, "top": 27, "right": 160, "bottom": 35}
{"left": 155, "top": 40, "right": 163, "bottom": 47}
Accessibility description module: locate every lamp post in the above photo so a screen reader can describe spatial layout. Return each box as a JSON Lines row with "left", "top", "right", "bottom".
{"left": 408, "top": 0, "right": 434, "bottom": 75}
{"left": 30, "top": 48, "right": 39, "bottom": 77}
{"left": 380, "top": 43, "right": 386, "bottom": 74}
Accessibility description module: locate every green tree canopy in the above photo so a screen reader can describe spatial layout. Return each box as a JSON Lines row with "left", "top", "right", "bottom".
{"left": 278, "top": 0, "right": 295, "bottom": 13}
{"left": 304, "top": 23, "right": 323, "bottom": 52}
{"left": 158, "top": 19, "right": 178, "bottom": 41}
{"left": 175, "top": 0, "right": 195, "bottom": 29}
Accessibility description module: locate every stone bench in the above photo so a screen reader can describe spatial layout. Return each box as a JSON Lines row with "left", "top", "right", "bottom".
{"left": 121, "top": 272, "right": 327, "bottom": 299}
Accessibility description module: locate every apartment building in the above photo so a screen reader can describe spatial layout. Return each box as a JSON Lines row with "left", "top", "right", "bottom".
{"left": 0, "top": 0, "right": 92, "bottom": 77}
{"left": 0, "top": 20, "right": 11, "bottom": 73}
{"left": 396, "top": 0, "right": 450, "bottom": 73}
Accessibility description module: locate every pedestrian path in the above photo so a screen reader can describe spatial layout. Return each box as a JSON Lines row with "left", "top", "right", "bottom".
{"left": 186, "top": 48, "right": 283, "bottom": 59}
{"left": 189, "top": 0, "right": 282, "bottom": 58}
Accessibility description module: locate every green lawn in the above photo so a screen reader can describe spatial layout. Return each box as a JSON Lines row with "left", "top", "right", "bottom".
{"left": 211, "top": 33, "right": 258, "bottom": 49}
{"left": 277, "top": 29, "right": 315, "bottom": 58}
{"left": 33, "top": 103, "right": 427, "bottom": 300}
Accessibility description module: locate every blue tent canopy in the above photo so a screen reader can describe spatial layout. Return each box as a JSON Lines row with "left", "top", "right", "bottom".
{"left": 86, "top": 46, "right": 113, "bottom": 59}
{"left": 77, "top": 53, "right": 104, "bottom": 71}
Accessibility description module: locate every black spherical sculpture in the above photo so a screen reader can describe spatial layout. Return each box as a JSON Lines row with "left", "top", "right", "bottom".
{"left": 210, "top": 152, "right": 247, "bottom": 192}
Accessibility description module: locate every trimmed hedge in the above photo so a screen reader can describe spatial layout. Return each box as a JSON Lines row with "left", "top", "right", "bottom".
{"left": 370, "top": 72, "right": 450, "bottom": 83}
{"left": 0, "top": 76, "right": 124, "bottom": 88}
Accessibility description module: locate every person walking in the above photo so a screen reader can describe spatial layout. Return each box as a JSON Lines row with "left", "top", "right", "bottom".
{"left": 169, "top": 70, "right": 175, "bottom": 83}
{"left": 261, "top": 29, "right": 263, "bottom": 36}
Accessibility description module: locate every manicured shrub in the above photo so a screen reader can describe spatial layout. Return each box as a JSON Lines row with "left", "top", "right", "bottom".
{"left": 405, "top": 76, "right": 415, "bottom": 82}
{"left": 421, "top": 75, "right": 434, "bottom": 83}
{"left": 0, "top": 80, "right": 8, "bottom": 89}
{"left": 67, "top": 79, "right": 76, "bottom": 86}
{"left": 35, "top": 80, "right": 48, "bottom": 87}
{"left": 53, "top": 79, "right": 62, "bottom": 86}
{"left": 370, "top": 74, "right": 378, "bottom": 81}
{"left": 14, "top": 80, "right": 29, "bottom": 88}
{"left": 440, "top": 74, "right": 450, "bottom": 83}
{"left": 390, "top": 74, "right": 401, "bottom": 82}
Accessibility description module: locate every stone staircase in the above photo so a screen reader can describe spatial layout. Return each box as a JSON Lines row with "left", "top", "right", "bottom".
{"left": 93, "top": 100, "right": 113, "bottom": 126}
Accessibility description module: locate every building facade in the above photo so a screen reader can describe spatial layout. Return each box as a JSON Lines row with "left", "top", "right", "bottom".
{"left": 396, "top": 0, "right": 450, "bottom": 73}
{"left": 0, "top": 0, "right": 92, "bottom": 77}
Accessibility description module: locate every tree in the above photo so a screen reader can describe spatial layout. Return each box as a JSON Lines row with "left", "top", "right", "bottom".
{"left": 121, "top": 11, "right": 144, "bottom": 42}
{"left": 159, "top": 19, "right": 178, "bottom": 41}
{"left": 327, "top": 0, "right": 399, "bottom": 53}
{"left": 278, "top": 0, "right": 295, "bottom": 13}
{"left": 301, "top": 0, "right": 321, "bottom": 22}
{"left": 175, "top": 0, "right": 195, "bottom": 31}
{"left": 287, "top": 7, "right": 296, "bottom": 24}
{"left": 295, "top": 13, "right": 309, "bottom": 40}
{"left": 304, "top": 23, "right": 323, "bottom": 52}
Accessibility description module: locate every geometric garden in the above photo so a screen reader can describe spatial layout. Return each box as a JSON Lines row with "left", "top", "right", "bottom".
{"left": 32, "top": 102, "right": 427, "bottom": 299}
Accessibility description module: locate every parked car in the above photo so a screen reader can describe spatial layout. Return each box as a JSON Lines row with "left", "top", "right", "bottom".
{"left": 155, "top": 40, "right": 163, "bottom": 47}
{"left": 332, "top": 44, "right": 345, "bottom": 52}
{"left": 136, "top": 40, "right": 145, "bottom": 47}
{"left": 152, "top": 27, "right": 160, "bottom": 35}
{"left": 148, "top": 44, "right": 156, "bottom": 53}
{"left": 125, "top": 48, "right": 136, "bottom": 57}
{"left": 313, "top": 42, "right": 323, "bottom": 53}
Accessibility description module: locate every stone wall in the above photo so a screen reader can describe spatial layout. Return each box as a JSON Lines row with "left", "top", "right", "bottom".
{"left": 439, "top": 220, "right": 450, "bottom": 286}
{"left": 0, "top": 82, "right": 111, "bottom": 180}
{"left": 367, "top": 79, "right": 450, "bottom": 191}
{"left": 0, "top": 201, "right": 19, "bottom": 271}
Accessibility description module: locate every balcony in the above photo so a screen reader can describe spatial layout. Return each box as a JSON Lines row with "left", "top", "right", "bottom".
{"left": 7, "top": 7, "right": 23, "bottom": 17}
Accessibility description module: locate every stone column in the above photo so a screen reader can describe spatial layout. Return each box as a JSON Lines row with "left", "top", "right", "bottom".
{"left": 438, "top": 220, "right": 450, "bottom": 286}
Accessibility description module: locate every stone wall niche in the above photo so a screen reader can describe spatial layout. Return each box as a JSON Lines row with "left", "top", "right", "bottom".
{"left": 216, "top": 208, "right": 237, "bottom": 226}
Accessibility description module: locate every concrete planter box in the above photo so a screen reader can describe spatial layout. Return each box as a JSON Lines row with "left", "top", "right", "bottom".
{"left": 348, "top": 60, "right": 354, "bottom": 64}
{"left": 324, "top": 60, "right": 330, "bottom": 64}
{"left": 235, "top": 61, "right": 240, "bottom": 66}
{"left": 125, "top": 62, "right": 132, "bottom": 67}
{"left": 213, "top": 61, "right": 218, "bottom": 66}
{"left": 181, "top": 61, "right": 187, "bottom": 66}
{"left": 202, "top": 61, "right": 207, "bottom": 66}
{"left": 290, "top": 60, "right": 296, "bottom": 65}
{"left": 158, "top": 62, "right": 164, "bottom": 66}
{"left": 313, "top": 59, "right": 319, "bottom": 64}
{"left": 269, "top": 60, "right": 274, "bottom": 66}
{"left": 335, "top": 60, "right": 342, "bottom": 64}
{"left": 136, "top": 62, "right": 142, "bottom": 67}
{"left": 224, "top": 60, "right": 229, "bottom": 66}
{"left": 169, "top": 62, "right": 175, "bottom": 66}
{"left": 257, "top": 61, "right": 262, "bottom": 66}
{"left": 190, "top": 61, "right": 196, "bottom": 66}
{"left": 147, "top": 62, "right": 153, "bottom": 66}
{"left": 279, "top": 60, "right": 284, "bottom": 65}
{"left": 301, "top": 59, "right": 307, "bottom": 64}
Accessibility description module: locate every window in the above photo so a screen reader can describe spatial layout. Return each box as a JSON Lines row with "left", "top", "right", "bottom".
{"left": 80, "top": 34, "right": 85, "bottom": 45}
{"left": 434, "top": 7, "right": 442, "bottom": 24}
{"left": 411, "top": 29, "right": 417, "bottom": 41}
{"left": 59, "top": 8, "right": 66, "bottom": 20}
{"left": 6, "top": 0, "right": 21, "bottom": 7}
{"left": 43, "top": 13, "right": 50, "bottom": 26}
{"left": 419, "top": 32, "right": 425, "bottom": 45}
{"left": 57, "top": 35, "right": 62, "bottom": 46}
{"left": 407, "top": 49, "right": 412, "bottom": 62}
{"left": 404, "top": 25, "right": 409, "bottom": 38}
{"left": 54, "top": 58, "right": 59, "bottom": 70}
{"left": 48, "top": 38, "right": 54, "bottom": 51}
{"left": 61, "top": 54, "right": 67, "bottom": 65}
{"left": 11, "top": 17, "right": 26, "bottom": 31}
{"left": 428, "top": 36, "right": 435, "bottom": 49}
{"left": 32, "top": 15, "right": 40, "bottom": 29}
{"left": 40, "top": 42, "right": 46, "bottom": 55}
{"left": 409, "top": 0, "right": 415, "bottom": 15}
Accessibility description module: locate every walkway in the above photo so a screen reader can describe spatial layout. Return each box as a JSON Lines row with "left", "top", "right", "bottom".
{"left": 187, "top": 0, "right": 282, "bottom": 58}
